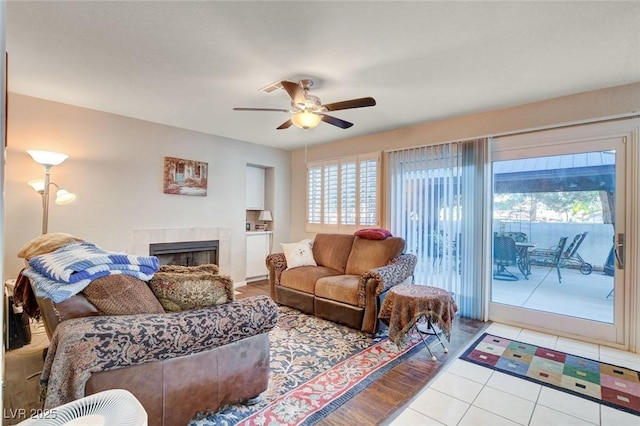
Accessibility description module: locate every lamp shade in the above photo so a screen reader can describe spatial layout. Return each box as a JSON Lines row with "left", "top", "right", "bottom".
{"left": 28, "top": 179, "right": 46, "bottom": 193}
{"left": 55, "top": 189, "right": 76, "bottom": 205}
{"left": 258, "top": 210, "right": 273, "bottom": 221}
{"left": 27, "top": 150, "right": 69, "bottom": 166}
{"left": 291, "top": 111, "right": 322, "bottom": 129}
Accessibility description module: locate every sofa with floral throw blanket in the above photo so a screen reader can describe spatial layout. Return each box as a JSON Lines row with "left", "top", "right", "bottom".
{"left": 16, "top": 233, "right": 279, "bottom": 426}
{"left": 40, "top": 295, "right": 278, "bottom": 426}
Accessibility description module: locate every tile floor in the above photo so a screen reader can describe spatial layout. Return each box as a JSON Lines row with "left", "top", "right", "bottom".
{"left": 389, "top": 322, "right": 640, "bottom": 426}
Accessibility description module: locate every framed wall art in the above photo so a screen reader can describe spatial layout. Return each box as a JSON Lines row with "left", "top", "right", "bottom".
{"left": 163, "top": 156, "right": 208, "bottom": 196}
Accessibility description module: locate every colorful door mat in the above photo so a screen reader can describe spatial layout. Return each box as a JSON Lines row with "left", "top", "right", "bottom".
{"left": 460, "top": 333, "right": 640, "bottom": 417}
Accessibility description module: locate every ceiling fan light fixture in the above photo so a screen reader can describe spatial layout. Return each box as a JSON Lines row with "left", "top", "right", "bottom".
{"left": 291, "top": 111, "right": 322, "bottom": 129}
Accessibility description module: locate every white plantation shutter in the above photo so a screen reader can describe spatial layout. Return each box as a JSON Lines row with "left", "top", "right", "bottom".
{"left": 307, "top": 166, "right": 322, "bottom": 224}
{"left": 359, "top": 157, "right": 378, "bottom": 226}
{"left": 324, "top": 163, "right": 339, "bottom": 225}
{"left": 306, "top": 152, "right": 380, "bottom": 232}
{"left": 341, "top": 160, "right": 357, "bottom": 225}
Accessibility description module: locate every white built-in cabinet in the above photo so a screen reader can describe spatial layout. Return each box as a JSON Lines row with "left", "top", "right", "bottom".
{"left": 246, "top": 231, "right": 271, "bottom": 280}
{"left": 246, "top": 166, "right": 265, "bottom": 210}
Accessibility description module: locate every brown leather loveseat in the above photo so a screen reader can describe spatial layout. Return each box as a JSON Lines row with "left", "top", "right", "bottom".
{"left": 267, "top": 233, "right": 416, "bottom": 334}
{"left": 36, "top": 295, "right": 277, "bottom": 426}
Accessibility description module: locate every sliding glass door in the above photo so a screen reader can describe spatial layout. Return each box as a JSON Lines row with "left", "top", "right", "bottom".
{"left": 489, "top": 121, "right": 630, "bottom": 346}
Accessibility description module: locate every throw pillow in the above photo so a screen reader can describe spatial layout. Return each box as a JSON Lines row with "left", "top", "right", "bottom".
{"left": 17, "top": 233, "right": 85, "bottom": 260}
{"left": 82, "top": 275, "right": 165, "bottom": 315}
{"left": 354, "top": 228, "right": 392, "bottom": 240}
{"left": 157, "top": 263, "right": 219, "bottom": 275}
{"left": 281, "top": 239, "right": 316, "bottom": 269}
{"left": 148, "top": 270, "right": 234, "bottom": 312}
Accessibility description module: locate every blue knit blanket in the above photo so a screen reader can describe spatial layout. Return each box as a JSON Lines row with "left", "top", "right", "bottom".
{"left": 25, "top": 242, "right": 159, "bottom": 302}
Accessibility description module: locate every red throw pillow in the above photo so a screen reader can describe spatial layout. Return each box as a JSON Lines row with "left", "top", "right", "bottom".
{"left": 354, "top": 228, "right": 393, "bottom": 240}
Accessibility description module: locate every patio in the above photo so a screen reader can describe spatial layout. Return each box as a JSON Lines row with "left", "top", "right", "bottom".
{"left": 492, "top": 264, "right": 614, "bottom": 323}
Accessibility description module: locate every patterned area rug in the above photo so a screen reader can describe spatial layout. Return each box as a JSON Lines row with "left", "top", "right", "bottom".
{"left": 190, "top": 306, "right": 421, "bottom": 425}
{"left": 461, "top": 333, "right": 640, "bottom": 417}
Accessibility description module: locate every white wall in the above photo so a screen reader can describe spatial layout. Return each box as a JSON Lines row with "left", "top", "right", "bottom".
{"left": 3, "top": 94, "right": 291, "bottom": 283}
{"left": 289, "top": 82, "right": 640, "bottom": 241}
{"left": 288, "top": 81, "right": 640, "bottom": 351}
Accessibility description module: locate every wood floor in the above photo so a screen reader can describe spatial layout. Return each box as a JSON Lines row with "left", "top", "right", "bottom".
{"left": 238, "top": 280, "right": 488, "bottom": 425}
{"left": 3, "top": 280, "right": 487, "bottom": 425}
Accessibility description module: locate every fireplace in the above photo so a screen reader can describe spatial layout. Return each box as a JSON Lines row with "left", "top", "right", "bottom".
{"left": 149, "top": 240, "right": 219, "bottom": 267}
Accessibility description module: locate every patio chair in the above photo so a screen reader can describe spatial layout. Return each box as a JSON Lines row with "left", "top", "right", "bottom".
{"left": 529, "top": 236, "right": 569, "bottom": 283}
{"left": 493, "top": 236, "right": 519, "bottom": 281}
{"left": 559, "top": 232, "right": 593, "bottom": 275}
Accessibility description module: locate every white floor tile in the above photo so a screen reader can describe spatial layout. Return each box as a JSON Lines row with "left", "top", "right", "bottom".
{"left": 458, "top": 406, "right": 519, "bottom": 426}
{"left": 530, "top": 404, "right": 598, "bottom": 426}
{"left": 598, "top": 354, "right": 640, "bottom": 372}
{"left": 388, "top": 407, "right": 446, "bottom": 426}
{"left": 599, "top": 345, "right": 640, "bottom": 362}
{"left": 537, "top": 387, "right": 600, "bottom": 424}
{"left": 556, "top": 336, "right": 599, "bottom": 356}
{"left": 390, "top": 321, "right": 640, "bottom": 426}
{"left": 485, "top": 323, "right": 522, "bottom": 339}
{"left": 444, "top": 359, "right": 493, "bottom": 385}
{"left": 486, "top": 371, "right": 541, "bottom": 402}
{"left": 472, "top": 386, "right": 535, "bottom": 425}
{"left": 600, "top": 345, "right": 640, "bottom": 365}
{"left": 600, "top": 404, "right": 640, "bottom": 426}
{"left": 410, "top": 388, "right": 470, "bottom": 426}
{"left": 430, "top": 371, "right": 484, "bottom": 403}
{"left": 555, "top": 342, "right": 599, "bottom": 360}
{"left": 517, "top": 329, "right": 558, "bottom": 348}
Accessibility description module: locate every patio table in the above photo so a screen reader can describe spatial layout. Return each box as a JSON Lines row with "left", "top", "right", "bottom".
{"left": 516, "top": 242, "right": 536, "bottom": 279}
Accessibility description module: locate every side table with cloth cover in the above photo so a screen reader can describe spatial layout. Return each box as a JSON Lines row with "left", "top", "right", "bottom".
{"left": 379, "top": 284, "right": 458, "bottom": 360}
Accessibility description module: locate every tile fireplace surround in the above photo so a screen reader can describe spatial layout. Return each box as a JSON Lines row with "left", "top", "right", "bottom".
{"left": 130, "top": 227, "right": 231, "bottom": 275}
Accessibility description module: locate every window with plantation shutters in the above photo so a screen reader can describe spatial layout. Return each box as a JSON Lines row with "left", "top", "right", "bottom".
{"left": 306, "top": 152, "right": 380, "bottom": 233}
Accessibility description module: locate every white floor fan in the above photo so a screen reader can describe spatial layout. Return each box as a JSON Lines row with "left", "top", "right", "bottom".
{"left": 18, "top": 389, "right": 147, "bottom": 426}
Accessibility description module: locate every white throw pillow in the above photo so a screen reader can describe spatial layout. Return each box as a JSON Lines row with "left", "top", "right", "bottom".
{"left": 281, "top": 239, "right": 317, "bottom": 269}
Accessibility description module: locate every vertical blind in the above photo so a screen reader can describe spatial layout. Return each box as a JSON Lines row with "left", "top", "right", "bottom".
{"left": 386, "top": 139, "right": 486, "bottom": 319}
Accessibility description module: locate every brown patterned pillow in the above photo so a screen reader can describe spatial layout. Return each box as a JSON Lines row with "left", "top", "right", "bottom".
{"left": 148, "top": 270, "right": 234, "bottom": 312}
{"left": 82, "top": 275, "right": 165, "bottom": 315}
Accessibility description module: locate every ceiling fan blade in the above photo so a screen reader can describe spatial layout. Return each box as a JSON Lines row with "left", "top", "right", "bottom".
{"left": 321, "top": 114, "right": 353, "bottom": 129}
{"left": 280, "top": 80, "right": 305, "bottom": 106}
{"left": 233, "top": 107, "right": 290, "bottom": 112}
{"left": 277, "top": 119, "right": 293, "bottom": 130}
{"left": 323, "top": 97, "right": 376, "bottom": 111}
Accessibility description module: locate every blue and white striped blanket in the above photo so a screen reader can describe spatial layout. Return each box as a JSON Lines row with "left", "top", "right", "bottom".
{"left": 25, "top": 242, "right": 159, "bottom": 303}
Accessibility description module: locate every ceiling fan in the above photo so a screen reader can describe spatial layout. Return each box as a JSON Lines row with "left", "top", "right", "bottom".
{"left": 233, "top": 79, "right": 376, "bottom": 130}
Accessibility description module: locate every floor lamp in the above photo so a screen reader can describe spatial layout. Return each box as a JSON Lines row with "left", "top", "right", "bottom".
{"left": 27, "top": 150, "right": 76, "bottom": 234}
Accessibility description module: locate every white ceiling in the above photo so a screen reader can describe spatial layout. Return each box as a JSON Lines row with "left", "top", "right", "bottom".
{"left": 6, "top": 1, "right": 640, "bottom": 151}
